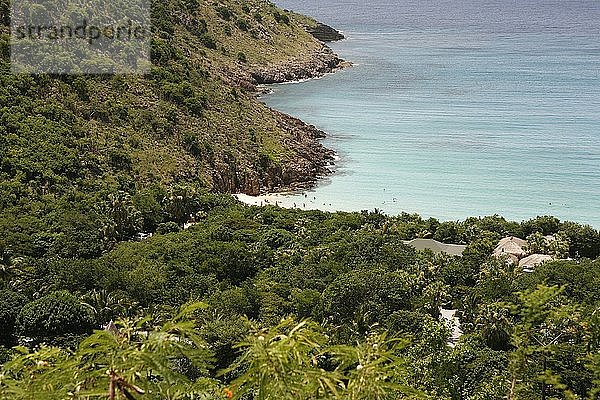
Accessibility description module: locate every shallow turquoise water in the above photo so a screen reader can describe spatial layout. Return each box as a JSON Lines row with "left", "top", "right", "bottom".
{"left": 267, "top": 0, "right": 600, "bottom": 227}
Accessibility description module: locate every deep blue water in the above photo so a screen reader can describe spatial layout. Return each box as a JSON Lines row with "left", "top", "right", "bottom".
{"left": 267, "top": 0, "right": 600, "bottom": 227}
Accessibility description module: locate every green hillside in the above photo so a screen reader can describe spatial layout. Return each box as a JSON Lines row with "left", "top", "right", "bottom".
{"left": 0, "top": 0, "right": 340, "bottom": 258}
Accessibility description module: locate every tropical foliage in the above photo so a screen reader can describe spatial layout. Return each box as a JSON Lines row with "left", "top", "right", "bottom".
{"left": 1, "top": 197, "right": 599, "bottom": 399}
{"left": 1, "top": 0, "right": 599, "bottom": 398}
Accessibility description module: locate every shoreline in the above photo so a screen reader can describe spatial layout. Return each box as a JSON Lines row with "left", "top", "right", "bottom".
{"left": 234, "top": 193, "right": 296, "bottom": 207}
{"left": 233, "top": 191, "right": 345, "bottom": 212}
{"left": 236, "top": 22, "right": 349, "bottom": 196}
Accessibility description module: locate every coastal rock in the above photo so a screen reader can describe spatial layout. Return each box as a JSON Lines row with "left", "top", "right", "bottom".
{"left": 250, "top": 46, "right": 346, "bottom": 85}
{"left": 305, "top": 22, "right": 345, "bottom": 42}
{"left": 209, "top": 108, "right": 334, "bottom": 195}
{"left": 269, "top": 110, "right": 335, "bottom": 192}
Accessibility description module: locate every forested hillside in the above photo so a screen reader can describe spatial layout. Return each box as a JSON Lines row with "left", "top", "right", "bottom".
{"left": 1, "top": 1, "right": 600, "bottom": 399}
{"left": 0, "top": 0, "right": 340, "bottom": 260}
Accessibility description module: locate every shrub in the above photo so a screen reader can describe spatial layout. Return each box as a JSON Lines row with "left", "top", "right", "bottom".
{"left": 156, "top": 221, "right": 182, "bottom": 234}
{"left": 199, "top": 33, "right": 217, "bottom": 50}
{"left": 199, "top": 315, "right": 250, "bottom": 370}
{"left": 273, "top": 11, "right": 290, "bottom": 24}
{"left": 185, "top": 94, "right": 208, "bottom": 117}
{"left": 0, "top": 0, "right": 9, "bottom": 26}
{"left": 237, "top": 52, "right": 247, "bottom": 63}
{"left": 260, "top": 228, "right": 293, "bottom": 249}
{"left": 236, "top": 19, "right": 248, "bottom": 31}
{"left": 71, "top": 77, "right": 89, "bottom": 101}
{"left": 0, "top": 346, "right": 11, "bottom": 364}
{"left": 16, "top": 291, "right": 95, "bottom": 343}
{"left": 290, "top": 288, "right": 322, "bottom": 319}
{"left": 0, "top": 290, "right": 28, "bottom": 346}
{"left": 150, "top": 37, "right": 178, "bottom": 64}
{"left": 207, "top": 286, "right": 258, "bottom": 318}
{"left": 215, "top": 6, "right": 233, "bottom": 21}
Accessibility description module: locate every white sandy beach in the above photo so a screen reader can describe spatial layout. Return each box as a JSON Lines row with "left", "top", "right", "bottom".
{"left": 233, "top": 192, "right": 344, "bottom": 212}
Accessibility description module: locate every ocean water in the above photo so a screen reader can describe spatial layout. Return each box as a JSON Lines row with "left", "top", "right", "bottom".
{"left": 267, "top": 0, "right": 600, "bottom": 227}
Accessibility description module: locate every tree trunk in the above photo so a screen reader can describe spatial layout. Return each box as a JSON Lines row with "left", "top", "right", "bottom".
{"left": 541, "top": 356, "right": 547, "bottom": 400}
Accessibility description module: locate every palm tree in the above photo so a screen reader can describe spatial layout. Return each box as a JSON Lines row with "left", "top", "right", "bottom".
{"left": 99, "top": 192, "right": 143, "bottom": 243}
{"left": 81, "top": 289, "right": 140, "bottom": 325}
{"left": 0, "top": 248, "right": 24, "bottom": 284}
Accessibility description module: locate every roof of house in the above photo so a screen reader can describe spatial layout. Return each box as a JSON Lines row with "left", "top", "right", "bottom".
{"left": 519, "top": 254, "right": 553, "bottom": 270}
{"left": 497, "top": 236, "right": 527, "bottom": 248}
{"left": 404, "top": 239, "right": 466, "bottom": 256}
{"left": 493, "top": 236, "right": 527, "bottom": 257}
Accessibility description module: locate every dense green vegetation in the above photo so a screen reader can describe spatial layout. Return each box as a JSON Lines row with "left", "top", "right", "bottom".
{"left": 1, "top": 0, "right": 599, "bottom": 398}
{"left": 1, "top": 193, "right": 599, "bottom": 399}
{"left": 0, "top": 0, "right": 329, "bottom": 261}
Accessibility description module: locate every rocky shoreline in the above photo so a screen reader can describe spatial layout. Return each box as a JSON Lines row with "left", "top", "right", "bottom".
{"left": 241, "top": 23, "right": 347, "bottom": 195}
{"left": 251, "top": 45, "right": 348, "bottom": 85}
{"left": 265, "top": 110, "right": 337, "bottom": 193}
{"left": 210, "top": 109, "right": 336, "bottom": 196}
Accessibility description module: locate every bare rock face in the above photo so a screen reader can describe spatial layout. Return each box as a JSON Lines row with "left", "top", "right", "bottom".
{"left": 305, "top": 23, "right": 345, "bottom": 42}
{"left": 267, "top": 110, "right": 335, "bottom": 192}
{"left": 212, "top": 165, "right": 262, "bottom": 196}
{"left": 251, "top": 46, "right": 345, "bottom": 84}
{"left": 209, "top": 108, "right": 335, "bottom": 195}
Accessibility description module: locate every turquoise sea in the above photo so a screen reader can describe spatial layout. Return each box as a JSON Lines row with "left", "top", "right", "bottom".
{"left": 268, "top": 0, "right": 600, "bottom": 227}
